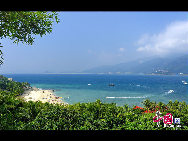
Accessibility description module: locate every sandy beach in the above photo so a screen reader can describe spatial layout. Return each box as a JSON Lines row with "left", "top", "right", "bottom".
{"left": 19, "top": 88, "right": 68, "bottom": 105}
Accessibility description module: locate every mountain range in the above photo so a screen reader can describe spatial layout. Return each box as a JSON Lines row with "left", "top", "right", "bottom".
{"left": 83, "top": 55, "right": 188, "bottom": 74}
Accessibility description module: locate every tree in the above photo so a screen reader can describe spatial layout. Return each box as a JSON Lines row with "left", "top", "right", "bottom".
{"left": 0, "top": 11, "right": 60, "bottom": 64}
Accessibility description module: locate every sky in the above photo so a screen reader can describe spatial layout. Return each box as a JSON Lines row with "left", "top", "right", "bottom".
{"left": 1, "top": 11, "right": 188, "bottom": 74}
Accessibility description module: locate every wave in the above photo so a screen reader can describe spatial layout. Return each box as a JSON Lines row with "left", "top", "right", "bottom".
{"left": 163, "top": 89, "right": 174, "bottom": 96}
{"left": 106, "top": 96, "right": 147, "bottom": 99}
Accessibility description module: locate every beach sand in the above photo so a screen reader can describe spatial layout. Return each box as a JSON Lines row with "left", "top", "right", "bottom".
{"left": 19, "top": 88, "right": 68, "bottom": 105}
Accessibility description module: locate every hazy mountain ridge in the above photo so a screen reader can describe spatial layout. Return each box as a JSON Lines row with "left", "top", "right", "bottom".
{"left": 83, "top": 55, "right": 188, "bottom": 74}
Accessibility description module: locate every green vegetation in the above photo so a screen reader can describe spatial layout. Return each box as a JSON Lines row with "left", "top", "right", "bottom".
{"left": 0, "top": 75, "right": 188, "bottom": 130}
{"left": 0, "top": 11, "right": 60, "bottom": 64}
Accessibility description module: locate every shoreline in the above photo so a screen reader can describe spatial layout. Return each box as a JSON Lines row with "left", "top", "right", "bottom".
{"left": 19, "top": 87, "right": 68, "bottom": 105}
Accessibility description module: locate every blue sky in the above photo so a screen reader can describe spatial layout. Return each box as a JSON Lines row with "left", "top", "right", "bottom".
{"left": 1, "top": 11, "right": 188, "bottom": 73}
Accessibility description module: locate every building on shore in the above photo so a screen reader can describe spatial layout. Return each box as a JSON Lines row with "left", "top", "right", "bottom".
{"left": 8, "top": 78, "right": 13, "bottom": 81}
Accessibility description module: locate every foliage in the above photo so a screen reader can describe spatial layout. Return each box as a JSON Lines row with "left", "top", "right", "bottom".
{"left": 0, "top": 75, "right": 30, "bottom": 96}
{"left": 0, "top": 11, "right": 60, "bottom": 64}
{"left": 0, "top": 75, "right": 188, "bottom": 130}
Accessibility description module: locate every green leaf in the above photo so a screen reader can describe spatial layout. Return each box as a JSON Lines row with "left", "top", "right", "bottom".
{"left": 0, "top": 11, "right": 60, "bottom": 65}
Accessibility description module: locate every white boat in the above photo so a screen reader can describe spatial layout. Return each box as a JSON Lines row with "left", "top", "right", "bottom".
{"left": 88, "top": 84, "right": 92, "bottom": 86}
{"left": 167, "top": 90, "right": 174, "bottom": 94}
{"left": 182, "top": 81, "right": 188, "bottom": 85}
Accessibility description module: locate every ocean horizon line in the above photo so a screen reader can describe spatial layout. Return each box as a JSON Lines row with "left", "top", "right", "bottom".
{"left": 2, "top": 73, "right": 188, "bottom": 76}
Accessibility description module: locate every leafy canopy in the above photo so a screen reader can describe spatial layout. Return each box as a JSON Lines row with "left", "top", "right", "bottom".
{"left": 0, "top": 11, "right": 60, "bottom": 64}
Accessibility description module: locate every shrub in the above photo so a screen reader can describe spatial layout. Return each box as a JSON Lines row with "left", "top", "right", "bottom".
{"left": 0, "top": 75, "right": 188, "bottom": 130}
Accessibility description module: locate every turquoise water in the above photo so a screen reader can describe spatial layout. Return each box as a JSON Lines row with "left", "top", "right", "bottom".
{"left": 3, "top": 74, "right": 188, "bottom": 107}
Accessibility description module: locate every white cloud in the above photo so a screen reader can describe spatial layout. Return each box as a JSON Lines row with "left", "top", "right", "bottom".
{"left": 136, "top": 20, "right": 188, "bottom": 56}
{"left": 119, "top": 47, "right": 125, "bottom": 52}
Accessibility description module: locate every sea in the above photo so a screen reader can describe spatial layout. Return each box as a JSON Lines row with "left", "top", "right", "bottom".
{"left": 3, "top": 74, "right": 188, "bottom": 107}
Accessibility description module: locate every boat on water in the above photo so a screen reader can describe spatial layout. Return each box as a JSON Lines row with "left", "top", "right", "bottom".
{"left": 108, "top": 83, "right": 115, "bottom": 86}
{"left": 182, "top": 80, "right": 188, "bottom": 85}
{"left": 167, "top": 90, "right": 174, "bottom": 94}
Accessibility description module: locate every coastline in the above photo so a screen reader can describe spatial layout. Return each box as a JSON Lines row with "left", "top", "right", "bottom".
{"left": 19, "top": 87, "right": 68, "bottom": 105}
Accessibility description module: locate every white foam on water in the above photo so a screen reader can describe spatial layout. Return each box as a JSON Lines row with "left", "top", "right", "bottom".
{"left": 163, "top": 89, "right": 174, "bottom": 96}
{"left": 106, "top": 96, "right": 147, "bottom": 99}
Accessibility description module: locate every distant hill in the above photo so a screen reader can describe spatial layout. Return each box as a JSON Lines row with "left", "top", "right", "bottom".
{"left": 83, "top": 55, "right": 188, "bottom": 74}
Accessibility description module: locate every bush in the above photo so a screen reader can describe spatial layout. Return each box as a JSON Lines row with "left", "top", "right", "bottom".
{"left": 0, "top": 75, "right": 188, "bottom": 130}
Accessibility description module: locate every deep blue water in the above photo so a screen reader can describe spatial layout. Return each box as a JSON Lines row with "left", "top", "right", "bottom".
{"left": 3, "top": 74, "right": 188, "bottom": 107}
